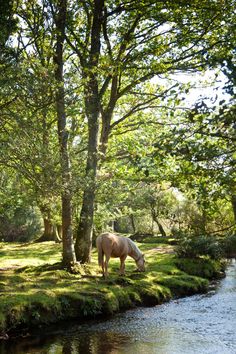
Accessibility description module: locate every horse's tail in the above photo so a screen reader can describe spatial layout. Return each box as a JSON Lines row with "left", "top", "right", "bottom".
{"left": 96, "top": 236, "right": 104, "bottom": 266}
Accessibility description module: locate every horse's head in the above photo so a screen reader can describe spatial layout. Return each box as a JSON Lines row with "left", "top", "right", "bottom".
{"left": 136, "top": 254, "right": 145, "bottom": 272}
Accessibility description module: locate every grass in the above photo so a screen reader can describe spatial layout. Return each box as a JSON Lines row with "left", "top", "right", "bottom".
{"left": 0, "top": 239, "right": 224, "bottom": 337}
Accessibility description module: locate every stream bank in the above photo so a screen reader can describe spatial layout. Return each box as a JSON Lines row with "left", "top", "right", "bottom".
{"left": 1, "top": 260, "right": 235, "bottom": 354}
{"left": 0, "top": 241, "right": 225, "bottom": 339}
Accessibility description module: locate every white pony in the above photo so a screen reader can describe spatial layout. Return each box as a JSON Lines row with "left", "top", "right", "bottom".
{"left": 96, "top": 232, "right": 145, "bottom": 278}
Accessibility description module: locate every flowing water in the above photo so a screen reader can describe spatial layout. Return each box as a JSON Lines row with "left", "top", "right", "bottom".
{"left": 1, "top": 260, "right": 236, "bottom": 354}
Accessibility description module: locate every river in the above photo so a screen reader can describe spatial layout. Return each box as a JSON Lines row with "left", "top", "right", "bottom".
{"left": 1, "top": 259, "right": 236, "bottom": 354}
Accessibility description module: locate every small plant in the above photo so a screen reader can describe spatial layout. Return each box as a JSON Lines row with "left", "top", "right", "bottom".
{"left": 176, "top": 234, "right": 222, "bottom": 260}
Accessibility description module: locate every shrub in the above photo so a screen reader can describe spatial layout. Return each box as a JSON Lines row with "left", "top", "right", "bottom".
{"left": 175, "top": 258, "right": 225, "bottom": 279}
{"left": 221, "top": 233, "right": 236, "bottom": 258}
{"left": 176, "top": 234, "right": 222, "bottom": 260}
{"left": 0, "top": 206, "right": 42, "bottom": 242}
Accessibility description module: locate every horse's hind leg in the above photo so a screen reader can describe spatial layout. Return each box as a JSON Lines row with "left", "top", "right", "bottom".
{"left": 101, "top": 257, "right": 105, "bottom": 277}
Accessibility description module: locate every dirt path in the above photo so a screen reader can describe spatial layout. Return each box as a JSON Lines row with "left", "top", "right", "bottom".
{"left": 150, "top": 245, "right": 175, "bottom": 254}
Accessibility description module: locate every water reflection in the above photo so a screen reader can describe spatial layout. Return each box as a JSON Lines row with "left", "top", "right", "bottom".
{"left": 0, "top": 331, "right": 130, "bottom": 354}
{"left": 1, "top": 260, "right": 236, "bottom": 354}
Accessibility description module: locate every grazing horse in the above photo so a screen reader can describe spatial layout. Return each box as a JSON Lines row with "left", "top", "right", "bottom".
{"left": 96, "top": 232, "right": 145, "bottom": 278}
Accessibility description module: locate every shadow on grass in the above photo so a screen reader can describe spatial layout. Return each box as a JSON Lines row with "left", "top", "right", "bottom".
{"left": 16, "top": 262, "right": 64, "bottom": 274}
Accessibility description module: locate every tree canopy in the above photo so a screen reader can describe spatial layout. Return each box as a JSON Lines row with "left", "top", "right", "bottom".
{"left": 0, "top": 0, "right": 235, "bottom": 266}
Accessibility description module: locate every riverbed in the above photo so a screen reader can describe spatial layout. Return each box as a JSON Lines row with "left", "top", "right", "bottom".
{"left": 1, "top": 259, "right": 236, "bottom": 354}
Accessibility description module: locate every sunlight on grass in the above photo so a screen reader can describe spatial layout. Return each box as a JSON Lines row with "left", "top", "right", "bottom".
{"left": 0, "top": 239, "right": 222, "bottom": 334}
{"left": 0, "top": 242, "right": 61, "bottom": 268}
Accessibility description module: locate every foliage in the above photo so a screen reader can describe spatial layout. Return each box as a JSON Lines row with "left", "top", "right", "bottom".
{"left": 0, "top": 170, "right": 42, "bottom": 242}
{"left": 175, "top": 234, "right": 222, "bottom": 260}
{"left": 221, "top": 233, "right": 236, "bottom": 258}
{"left": 0, "top": 205, "right": 42, "bottom": 242}
{"left": 175, "top": 257, "right": 225, "bottom": 279}
{"left": 95, "top": 176, "right": 233, "bottom": 238}
{"left": 0, "top": 0, "right": 17, "bottom": 62}
{"left": 0, "top": 0, "right": 235, "bottom": 263}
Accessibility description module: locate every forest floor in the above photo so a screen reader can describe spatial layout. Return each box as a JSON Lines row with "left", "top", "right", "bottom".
{"left": 0, "top": 237, "right": 225, "bottom": 339}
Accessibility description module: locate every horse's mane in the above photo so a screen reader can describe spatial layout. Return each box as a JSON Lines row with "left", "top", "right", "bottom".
{"left": 127, "top": 238, "right": 142, "bottom": 258}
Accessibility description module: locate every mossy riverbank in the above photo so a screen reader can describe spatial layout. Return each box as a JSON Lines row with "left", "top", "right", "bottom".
{"left": 0, "top": 239, "right": 225, "bottom": 339}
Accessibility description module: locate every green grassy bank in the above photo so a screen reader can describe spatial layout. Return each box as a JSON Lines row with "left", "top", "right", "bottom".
{"left": 0, "top": 239, "right": 225, "bottom": 339}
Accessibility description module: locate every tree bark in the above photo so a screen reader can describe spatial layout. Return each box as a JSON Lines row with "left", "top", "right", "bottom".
{"left": 151, "top": 209, "right": 167, "bottom": 237}
{"left": 130, "top": 214, "right": 136, "bottom": 233}
{"left": 54, "top": 0, "right": 75, "bottom": 266}
{"left": 99, "top": 75, "right": 118, "bottom": 157}
{"left": 154, "top": 217, "right": 167, "bottom": 237}
{"left": 36, "top": 205, "right": 58, "bottom": 242}
{"left": 75, "top": 0, "right": 104, "bottom": 263}
{"left": 57, "top": 224, "right": 63, "bottom": 240}
{"left": 231, "top": 194, "right": 236, "bottom": 224}
{"left": 36, "top": 218, "right": 53, "bottom": 242}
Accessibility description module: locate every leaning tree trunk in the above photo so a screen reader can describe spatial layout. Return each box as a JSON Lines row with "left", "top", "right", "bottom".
{"left": 54, "top": 0, "right": 75, "bottom": 266}
{"left": 75, "top": 0, "right": 104, "bottom": 263}
{"left": 151, "top": 209, "right": 167, "bottom": 237}
{"left": 56, "top": 224, "right": 63, "bottom": 240}
{"left": 154, "top": 217, "right": 167, "bottom": 237}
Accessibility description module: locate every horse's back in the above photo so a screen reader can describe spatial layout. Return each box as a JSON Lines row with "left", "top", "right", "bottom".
{"left": 97, "top": 232, "right": 129, "bottom": 257}
{"left": 96, "top": 232, "right": 115, "bottom": 247}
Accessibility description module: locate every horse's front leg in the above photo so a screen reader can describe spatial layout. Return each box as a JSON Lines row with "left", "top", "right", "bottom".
{"left": 119, "top": 256, "right": 126, "bottom": 276}
{"left": 104, "top": 255, "right": 110, "bottom": 279}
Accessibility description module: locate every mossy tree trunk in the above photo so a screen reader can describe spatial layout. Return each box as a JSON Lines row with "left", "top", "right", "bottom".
{"left": 37, "top": 205, "right": 61, "bottom": 242}
{"left": 54, "top": 0, "right": 75, "bottom": 266}
{"left": 75, "top": 0, "right": 104, "bottom": 263}
{"left": 37, "top": 218, "right": 62, "bottom": 243}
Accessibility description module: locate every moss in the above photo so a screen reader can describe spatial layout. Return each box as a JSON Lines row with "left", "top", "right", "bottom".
{"left": 175, "top": 257, "right": 226, "bottom": 279}
{"left": 113, "top": 287, "right": 133, "bottom": 309}
{"left": 77, "top": 296, "right": 103, "bottom": 317}
{"left": 102, "top": 291, "right": 120, "bottom": 314}
{"left": 157, "top": 274, "right": 209, "bottom": 296}
{"left": 0, "top": 241, "right": 224, "bottom": 336}
{"left": 135, "top": 283, "right": 171, "bottom": 306}
{"left": 126, "top": 288, "right": 142, "bottom": 305}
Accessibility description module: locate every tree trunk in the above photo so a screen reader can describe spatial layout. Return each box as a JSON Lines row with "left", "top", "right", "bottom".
{"left": 54, "top": 0, "right": 75, "bottom": 266}
{"left": 154, "top": 217, "right": 167, "bottom": 237}
{"left": 53, "top": 225, "right": 62, "bottom": 243}
{"left": 44, "top": 218, "right": 53, "bottom": 238}
{"left": 57, "top": 224, "right": 63, "bottom": 240}
{"left": 36, "top": 217, "right": 55, "bottom": 242}
{"left": 75, "top": 103, "right": 99, "bottom": 262}
{"left": 151, "top": 209, "right": 167, "bottom": 237}
{"left": 99, "top": 92, "right": 117, "bottom": 158}
{"left": 75, "top": 0, "right": 104, "bottom": 263}
{"left": 231, "top": 194, "right": 236, "bottom": 223}
{"left": 130, "top": 214, "right": 136, "bottom": 233}
{"left": 36, "top": 205, "right": 58, "bottom": 242}
{"left": 200, "top": 201, "right": 208, "bottom": 234}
